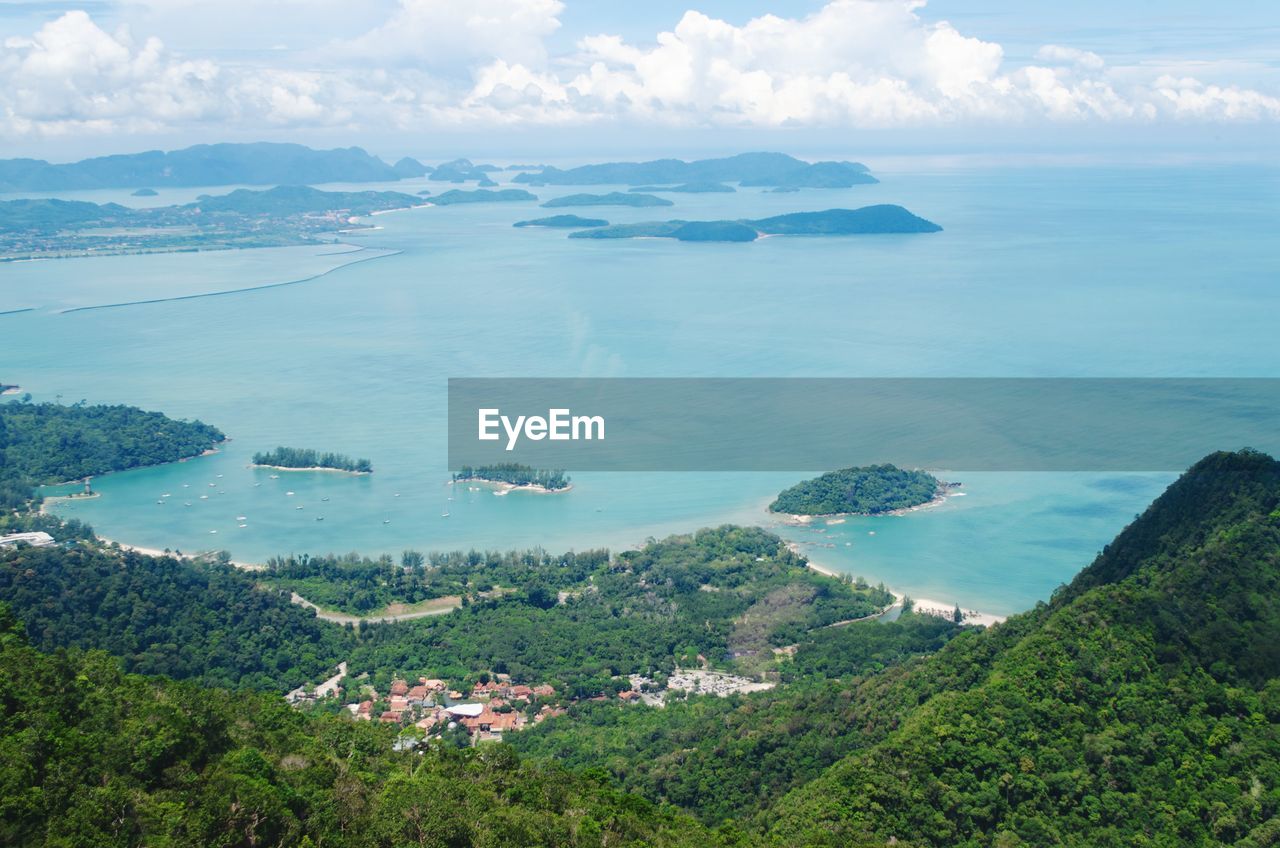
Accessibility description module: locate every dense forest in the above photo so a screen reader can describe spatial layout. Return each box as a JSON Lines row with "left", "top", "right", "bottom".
{"left": 770, "top": 463, "right": 942, "bottom": 515}
{"left": 0, "top": 544, "right": 350, "bottom": 691}
{"left": 0, "top": 400, "right": 224, "bottom": 508}
{"left": 345, "top": 527, "right": 893, "bottom": 692}
{"left": 454, "top": 463, "right": 570, "bottom": 490}
{"left": 252, "top": 446, "right": 372, "bottom": 473}
{"left": 0, "top": 605, "right": 717, "bottom": 848}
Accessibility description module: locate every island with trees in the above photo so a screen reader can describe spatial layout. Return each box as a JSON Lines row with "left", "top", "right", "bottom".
{"left": 513, "top": 214, "right": 609, "bottom": 228}
{"left": 541, "top": 192, "right": 674, "bottom": 208}
{"left": 452, "top": 463, "right": 571, "bottom": 492}
{"left": 130, "top": 188, "right": 158, "bottom": 197}
{"left": 425, "top": 188, "right": 538, "bottom": 206}
{"left": 515, "top": 152, "right": 877, "bottom": 188}
{"left": 769, "top": 463, "right": 945, "bottom": 516}
{"left": 251, "top": 446, "right": 372, "bottom": 473}
{"left": 568, "top": 205, "right": 943, "bottom": 242}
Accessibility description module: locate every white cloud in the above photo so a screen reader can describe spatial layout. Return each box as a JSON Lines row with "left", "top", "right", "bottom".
{"left": 0, "top": 0, "right": 1277, "bottom": 142}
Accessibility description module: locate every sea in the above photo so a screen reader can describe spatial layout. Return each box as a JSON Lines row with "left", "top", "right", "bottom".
{"left": 3, "top": 160, "right": 1277, "bottom": 616}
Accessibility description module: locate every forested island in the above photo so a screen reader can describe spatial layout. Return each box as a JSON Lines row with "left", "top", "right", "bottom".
{"left": 425, "top": 188, "right": 538, "bottom": 206}
{"left": 568, "top": 205, "right": 943, "bottom": 242}
{"left": 130, "top": 188, "right": 158, "bottom": 197}
{"left": 770, "top": 463, "right": 943, "bottom": 515}
{"left": 252, "top": 446, "right": 372, "bottom": 473}
{"left": 0, "top": 141, "right": 426, "bottom": 192}
{"left": 542, "top": 192, "right": 674, "bottom": 208}
{"left": 515, "top": 152, "right": 877, "bottom": 188}
{"left": 0, "top": 185, "right": 423, "bottom": 259}
{"left": 453, "top": 463, "right": 570, "bottom": 491}
{"left": 427, "top": 157, "right": 501, "bottom": 182}
{"left": 513, "top": 215, "right": 609, "bottom": 228}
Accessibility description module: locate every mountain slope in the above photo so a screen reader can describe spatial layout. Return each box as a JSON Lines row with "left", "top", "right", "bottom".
{"left": 768, "top": 449, "right": 1280, "bottom": 846}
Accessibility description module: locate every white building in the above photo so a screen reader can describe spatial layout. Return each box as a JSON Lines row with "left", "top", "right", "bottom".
{"left": 0, "top": 532, "right": 55, "bottom": 548}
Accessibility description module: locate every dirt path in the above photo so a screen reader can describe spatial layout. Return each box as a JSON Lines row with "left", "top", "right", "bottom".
{"left": 288, "top": 592, "right": 462, "bottom": 625}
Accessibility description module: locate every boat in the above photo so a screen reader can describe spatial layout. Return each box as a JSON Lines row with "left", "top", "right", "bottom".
{"left": 216, "top": 474, "right": 223, "bottom": 478}
{"left": 296, "top": 505, "right": 304, "bottom": 510}
{"left": 269, "top": 474, "right": 279, "bottom": 479}
{"left": 286, "top": 491, "right": 295, "bottom": 496}
{"left": 239, "top": 524, "right": 247, "bottom": 528}
{"left": 321, "top": 497, "right": 330, "bottom": 502}
{"left": 236, "top": 516, "right": 247, "bottom": 521}
{"left": 184, "top": 502, "right": 192, "bottom": 507}
{"left": 441, "top": 511, "right": 450, "bottom": 517}
{"left": 156, "top": 500, "right": 164, "bottom": 505}
{"left": 315, "top": 516, "right": 324, "bottom": 521}
{"left": 162, "top": 493, "right": 171, "bottom": 498}
{"left": 209, "top": 530, "right": 217, "bottom": 534}
{"left": 199, "top": 495, "right": 208, "bottom": 500}
{"left": 383, "top": 519, "right": 391, "bottom": 524}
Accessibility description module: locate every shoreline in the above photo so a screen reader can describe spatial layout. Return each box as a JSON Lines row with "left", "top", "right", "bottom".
{"left": 777, "top": 489, "right": 953, "bottom": 524}
{"left": 451, "top": 478, "right": 573, "bottom": 495}
{"left": 793, "top": 542, "right": 1005, "bottom": 628}
{"left": 251, "top": 464, "right": 372, "bottom": 475}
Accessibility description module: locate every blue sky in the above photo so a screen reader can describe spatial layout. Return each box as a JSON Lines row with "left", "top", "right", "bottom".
{"left": 0, "top": 1, "right": 1276, "bottom": 160}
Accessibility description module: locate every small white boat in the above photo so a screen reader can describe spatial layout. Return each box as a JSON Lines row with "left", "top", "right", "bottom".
{"left": 253, "top": 483, "right": 261, "bottom": 487}
{"left": 315, "top": 516, "right": 324, "bottom": 521}
{"left": 236, "top": 516, "right": 247, "bottom": 521}
{"left": 156, "top": 500, "right": 164, "bottom": 505}
{"left": 239, "top": 524, "right": 247, "bottom": 528}
{"left": 394, "top": 493, "right": 401, "bottom": 497}
{"left": 182, "top": 483, "right": 190, "bottom": 488}
{"left": 208, "top": 483, "right": 216, "bottom": 487}
{"left": 286, "top": 491, "right": 295, "bottom": 496}
{"left": 441, "top": 511, "right": 450, "bottom": 517}
{"left": 184, "top": 502, "right": 192, "bottom": 507}
{"left": 296, "top": 505, "right": 304, "bottom": 510}
{"left": 162, "top": 493, "right": 171, "bottom": 498}
{"left": 199, "top": 495, "right": 209, "bottom": 500}
{"left": 383, "top": 519, "right": 391, "bottom": 524}
{"left": 216, "top": 474, "right": 223, "bottom": 478}
{"left": 209, "top": 530, "right": 218, "bottom": 534}
{"left": 269, "top": 474, "right": 279, "bottom": 480}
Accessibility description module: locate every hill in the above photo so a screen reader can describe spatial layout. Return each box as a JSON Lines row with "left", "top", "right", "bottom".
{"left": 0, "top": 142, "right": 426, "bottom": 192}
{"left": 426, "top": 188, "right": 538, "bottom": 205}
{"left": 767, "top": 449, "right": 1280, "bottom": 845}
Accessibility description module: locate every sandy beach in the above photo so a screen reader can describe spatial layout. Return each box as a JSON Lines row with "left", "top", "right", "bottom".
{"left": 250, "top": 464, "right": 371, "bottom": 475}
{"left": 791, "top": 541, "right": 1005, "bottom": 627}
{"left": 451, "top": 478, "right": 573, "bottom": 495}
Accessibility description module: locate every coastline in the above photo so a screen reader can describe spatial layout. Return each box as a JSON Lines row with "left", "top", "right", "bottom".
{"left": 777, "top": 488, "right": 953, "bottom": 524}
{"left": 793, "top": 542, "right": 1005, "bottom": 628}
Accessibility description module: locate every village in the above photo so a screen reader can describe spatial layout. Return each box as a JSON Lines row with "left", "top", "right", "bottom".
{"left": 286, "top": 665, "right": 776, "bottom": 745}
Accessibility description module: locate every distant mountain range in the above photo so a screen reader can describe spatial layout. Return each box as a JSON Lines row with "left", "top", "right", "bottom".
{"left": 514, "top": 152, "right": 877, "bottom": 188}
{"left": 0, "top": 143, "right": 427, "bottom": 192}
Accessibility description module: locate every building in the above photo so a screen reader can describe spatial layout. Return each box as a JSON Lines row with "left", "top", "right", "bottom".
{"left": 0, "top": 532, "right": 55, "bottom": 548}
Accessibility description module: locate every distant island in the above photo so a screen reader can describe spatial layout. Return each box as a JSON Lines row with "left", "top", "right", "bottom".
{"left": 131, "top": 188, "right": 158, "bottom": 197}
{"left": 426, "top": 188, "right": 537, "bottom": 206}
{"left": 252, "top": 447, "right": 372, "bottom": 474}
{"left": 429, "top": 158, "right": 502, "bottom": 183}
{"left": 452, "top": 464, "right": 570, "bottom": 492}
{"left": 515, "top": 153, "right": 876, "bottom": 189}
{"left": 628, "top": 182, "right": 736, "bottom": 193}
{"left": 769, "top": 464, "right": 943, "bottom": 516}
{"left": 513, "top": 215, "right": 609, "bottom": 228}
{"left": 542, "top": 192, "right": 674, "bottom": 209}
{"left": 568, "top": 205, "right": 942, "bottom": 242}
{"left": 0, "top": 142, "right": 426, "bottom": 193}
{"left": 0, "top": 185, "right": 424, "bottom": 259}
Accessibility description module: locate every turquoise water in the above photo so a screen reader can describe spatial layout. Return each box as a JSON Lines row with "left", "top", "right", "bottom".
{"left": 4, "top": 163, "right": 1277, "bottom": 615}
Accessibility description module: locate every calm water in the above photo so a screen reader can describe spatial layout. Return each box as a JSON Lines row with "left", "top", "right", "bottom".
{"left": 4, "top": 162, "right": 1277, "bottom": 615}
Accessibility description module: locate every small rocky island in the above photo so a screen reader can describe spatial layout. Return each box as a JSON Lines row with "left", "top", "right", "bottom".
{"left": 452, "top": 463, "right": 570, "bottom": 493}
{"left": 252, "top": 447, "right": 372, "bottom": 473}
{"left": 770, "top": 464, "right": 945, "bottom": 516}
{"left": 131, "top": 188, "right": 158, "bottom": 197}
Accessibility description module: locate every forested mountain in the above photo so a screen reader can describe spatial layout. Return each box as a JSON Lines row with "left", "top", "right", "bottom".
{"left": 514, "top": 153, "right": 876, "bottom": 188}
{"left": 765, "top": 449, "right": 1280, "bottom": 846}
{"left": 0, "top": 142, "right": 426, "bottom": 191}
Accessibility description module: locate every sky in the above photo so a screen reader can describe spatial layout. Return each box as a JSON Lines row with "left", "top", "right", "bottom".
{"left": 0, "top": 0, "right": 1277, "bottom": 161}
